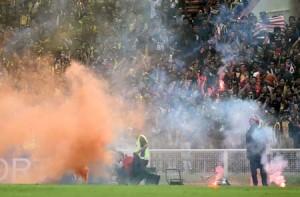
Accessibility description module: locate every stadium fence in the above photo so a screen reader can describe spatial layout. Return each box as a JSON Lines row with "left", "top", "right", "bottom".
{"left": 121, "top": 149, "right": 300, "bottom": 185}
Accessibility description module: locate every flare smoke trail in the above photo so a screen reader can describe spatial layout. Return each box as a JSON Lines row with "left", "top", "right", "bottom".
{"left": 215, "top": 166, "right": 224, "bottom": 181}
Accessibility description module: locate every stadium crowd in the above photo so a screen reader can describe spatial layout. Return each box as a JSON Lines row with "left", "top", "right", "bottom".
{"left": 0, "top": 0, "right": 300, "bottom": 149}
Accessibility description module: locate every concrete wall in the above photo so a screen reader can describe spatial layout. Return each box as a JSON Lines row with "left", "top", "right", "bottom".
{"left": 251, "top": 0, "right": 294, "bottom": 21}
{"left": 290, "top": 0, "right": 300, "bottom": 17}
{"left": 252, "top": 0, "right": 292, "bottom": 15}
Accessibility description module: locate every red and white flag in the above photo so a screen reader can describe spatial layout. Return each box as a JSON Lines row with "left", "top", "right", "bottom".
{"left": 253, "top": 15, "right": 286, "bottom": 37}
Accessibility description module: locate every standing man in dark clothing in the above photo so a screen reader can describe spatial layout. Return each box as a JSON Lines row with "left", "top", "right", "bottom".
{"left": 246, "top": 116, "right": 268, "bottom": 186}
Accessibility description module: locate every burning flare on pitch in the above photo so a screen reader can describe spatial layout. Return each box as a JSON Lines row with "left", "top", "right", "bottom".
{"left": 265, "top": 156, "right": 288, "bottom": 187}
{"left": 280, "top": 182, "right": 286, "bottom": 188}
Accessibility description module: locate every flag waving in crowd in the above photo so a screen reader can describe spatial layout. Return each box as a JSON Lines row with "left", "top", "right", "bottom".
{"left": 253, "top": 15, "right": 286, "bottom": 37}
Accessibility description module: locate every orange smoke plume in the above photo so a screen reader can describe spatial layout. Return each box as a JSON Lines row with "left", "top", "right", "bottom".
{"left": 0, "top": 61, "right": 144, "bottom": 183}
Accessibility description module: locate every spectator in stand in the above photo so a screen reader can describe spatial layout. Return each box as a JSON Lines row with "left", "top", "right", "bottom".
{"left": 0, "top": 0, "right": 299, "bottom": 149}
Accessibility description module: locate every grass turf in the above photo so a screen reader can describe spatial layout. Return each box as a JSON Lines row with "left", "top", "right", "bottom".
{"left": 0, "top": 185, "right": 299, "bottom": 197}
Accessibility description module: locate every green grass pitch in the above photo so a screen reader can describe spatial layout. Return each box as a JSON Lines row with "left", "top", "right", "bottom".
{"left": 0, "top": 185, "right": 299, "bottom": 197}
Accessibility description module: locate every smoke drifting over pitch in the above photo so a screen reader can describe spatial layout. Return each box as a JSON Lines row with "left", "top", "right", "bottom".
{"left": 0, "top": 61, "right": 144, "bottom": 183}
